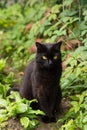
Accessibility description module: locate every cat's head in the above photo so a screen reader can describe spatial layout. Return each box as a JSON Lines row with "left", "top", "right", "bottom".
{"left": 35, "top": 42, "right": 62, "bottom": 69}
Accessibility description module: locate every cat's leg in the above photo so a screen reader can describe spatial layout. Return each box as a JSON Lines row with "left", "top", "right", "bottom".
{"left": 38, "top": 98, "right": 55, "bottom": 123}
{"left": 20, "top": 84, "right": 39, "bottom": 110}
{"left": 53, "top": 86, "right": 62, "bottom": 114}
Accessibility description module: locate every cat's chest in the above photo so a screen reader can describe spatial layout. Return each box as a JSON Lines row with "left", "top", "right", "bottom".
{"left": 33, "top": 84, "right": 57, "bottom": 101}
{"left": 31, "top": 70, "right": 58, "bottom": 97}
{"left": 33, "top": 74, "right": 58, "bottom": 88}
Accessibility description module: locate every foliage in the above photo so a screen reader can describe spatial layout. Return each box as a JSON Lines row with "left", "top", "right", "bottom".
{"left": 0, "top": 91, "right": 44, "bottom": 130}
{"left": 61, "top": 45, "right": 87, "bottom": 95}
{"left": 60, "top": 43, "right": 87, "bottom": 129}
{"left": 0, "top": 59, "right": 6, "bottom": 71}
{"left": 0, "top": 0, "right": 87, "bottom": 70}
{"left": 0, "top": 0, "right": 87, "bottom": 129}
{"left": 0, "top": 58, "right": 14, "bottom": 99}
{"left": 0, "top": 58, "right": 44, "bottom": 130}
{"left": 59, "top": 90, "right": 87, "bottom": 130}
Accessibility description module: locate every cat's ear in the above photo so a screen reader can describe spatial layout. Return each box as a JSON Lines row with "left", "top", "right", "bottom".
{"left": 36, "top": 42, "right": 42, "bottom": 48}
{"left": 35, "top": 42, "right": 46, "bottom": 53}
{"left": 54, "top": 41, "right": 62, "bottom": 51}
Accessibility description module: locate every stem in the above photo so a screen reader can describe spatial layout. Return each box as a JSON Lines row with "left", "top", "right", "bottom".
{"left": 77, "top": 0, "right": 82, "bottom": 22}
{"left": 62, "top": 0, "right": 64, "bottom": 12}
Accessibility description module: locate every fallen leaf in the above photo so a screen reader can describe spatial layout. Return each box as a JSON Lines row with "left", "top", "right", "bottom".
{"left": 25, "top": 23, "right": 33, "bottom": 30}
{"left": 29, "top": 44, "right": 36, "bottom": 54}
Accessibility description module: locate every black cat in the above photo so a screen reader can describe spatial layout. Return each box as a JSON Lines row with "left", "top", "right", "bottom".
{"left": 20, "top": 41, "right": 62, "bottom": 122}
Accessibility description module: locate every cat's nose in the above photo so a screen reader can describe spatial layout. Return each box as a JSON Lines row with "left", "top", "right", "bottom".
{"left": 48, "top": 60, "right": 52, "bottom": 65}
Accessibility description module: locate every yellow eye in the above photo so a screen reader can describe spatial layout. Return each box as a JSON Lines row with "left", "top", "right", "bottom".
{"left": 53, "top": 55, "right": 58, "bottom": 60}
{"left": 42, "top": 56, "right": 47, "bottom": 60}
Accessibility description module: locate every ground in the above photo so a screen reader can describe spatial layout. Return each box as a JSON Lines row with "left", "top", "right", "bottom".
{"left": 3, "top": 98, "right": 70, "bottom": 130}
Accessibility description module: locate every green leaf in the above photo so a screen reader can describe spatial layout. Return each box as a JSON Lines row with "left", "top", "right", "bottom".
{"left": 0, "top": 109, "right": 7, "bottom": 114}
{"left": 48, "top": 14, "right": 57, "bottom": 21}
{"left": 4, "top": 72, "right": 14, "bottom": 84}
{"left": 51, "top": 5, "right": 61, "bottom": 14}
{"left": 20, "top": 117, "right": 29, "bottom": 129}
{"left": 0, "top": 99, "right": 8, "bottom": 107}
{"left": 84, "top": 124, "right": 87, "bottom": 130}
{"left": 8, "top": 91, "right": 22, "bottom": 102}
{"left": 0, "top": 59, "right": 6, "bottom": 71}
{"left": 71, "top": 101, "right": 80, "bottom": 113}
{"left": 0, "top": 114, "right": 8, "bottom": 123}
{"left": 16, "top": 103, "right": 28, "bottom": 114}
{"left": 29, "top": 53, "right": 36, "bottom": 61}
{"left": 34, "top": 109, "right": 45, "bottom": 115}
{"left": 63, "top": 0, "right": 73, "bottom": 6}
{"left": 83, "top": 115, "right": 87, "bottom": 123}
{"left": 74, "top": 67, "right": 81, "bottom": 77}
{"left": 29, "top": 120, "right": 37, "bottom": 127}
{"left": 28, "top": 109, "right": 45, "bottom": 116}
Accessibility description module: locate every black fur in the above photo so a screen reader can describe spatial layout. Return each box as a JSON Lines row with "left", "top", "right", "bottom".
{"left": 20, "top": 42, "right": 62, "bottom": 122}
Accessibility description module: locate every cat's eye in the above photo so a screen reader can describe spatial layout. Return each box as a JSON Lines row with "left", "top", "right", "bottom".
{"left": 53, "top": 55, "right": 58, "bottom": 60}
{"left": 42, "top": 56, "right": 47, "bottom": 60}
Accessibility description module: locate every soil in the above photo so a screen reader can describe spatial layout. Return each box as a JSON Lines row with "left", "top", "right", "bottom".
{"left": 2, "top": 98, "right": 70, "bottom": 130}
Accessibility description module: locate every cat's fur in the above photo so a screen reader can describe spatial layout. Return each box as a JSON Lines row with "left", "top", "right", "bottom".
{"left": 20, "top": 42, "right": 62, "bottom": 122}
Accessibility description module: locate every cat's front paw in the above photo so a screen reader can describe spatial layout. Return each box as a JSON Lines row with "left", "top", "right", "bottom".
{"left": 41, "top": 116, "right": 56, "bottom": 123}
{"left": 50, "top": 116, "right": 56, "bottom": 122}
